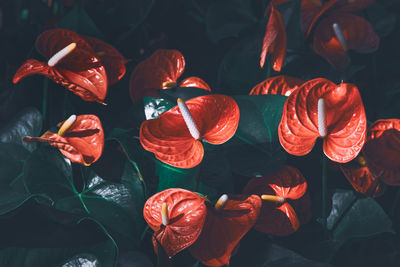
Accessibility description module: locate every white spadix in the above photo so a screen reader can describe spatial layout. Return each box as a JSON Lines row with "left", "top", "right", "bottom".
{"left": 318, "top": 98, "right": 327, "bottom": 137}
{"left": 48, "top": 42, "right": 77, "bottom": 67}
{"left": 214, "top": 194, "right": 228, "bottom": 211}
{"left": 261, "top": 195, "right": 285, "bottom": 203}
{"left": 161, "top": 202, "right": 169, "bottom": 226}
{"left": 58, "top": 114, "right": 77, "bottom": 137}
{"left": 177, "top": 98, "right": 201, "bottom": 140}
{"left": 332, "top": 23, "right": 348, "bottom": 51}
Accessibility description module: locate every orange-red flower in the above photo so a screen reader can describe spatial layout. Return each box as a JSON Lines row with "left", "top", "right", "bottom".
{"left": 249, "top": 75, "right": 304, "bottom": 96}
{"left": 260, "top": 5, "right": 287, "bottom": 72}
{"left": 302, "top": 0, "right": 379, "bottom": 69}
{"left": 362, "top": 119, "right": 400, "bottom": 185}
{"left": 23, "top": 114, "right": 104, "bottom": 166}
{"left": 140, "top": 95, "right": 240, "bottom": 169}
{"left": 278, "top": 78, "right": 366, "bottom": 163}
{"left": 189, "top": 194, "right": 261, "bottom": 267}
{"left": 243, "top": 165, "right": 311, "bottom": 236}
{"left": 13, "top": 29, "right": 123, "bottom": 104}
{"left": 129, "top": 49, "right": 211, "bottom": 103}
{"left": 143, "top": 188, "right": 207, "bottom": 257}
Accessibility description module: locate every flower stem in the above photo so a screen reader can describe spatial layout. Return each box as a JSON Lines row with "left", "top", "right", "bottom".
{"left": 42, "top": 78, "right": 48, "bottom": 124}
{"left": 322, "top": 151, "right": 328, "bottom": 231}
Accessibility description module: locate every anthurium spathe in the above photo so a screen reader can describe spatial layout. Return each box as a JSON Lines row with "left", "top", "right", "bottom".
{"left": 302, "top": 0, "right": 379, "bottom": 69}
{"left": 140, "top": 95, "right": 240, "bottom": 168}
{"left": 243, "top": 165, "right": 311, "bottom": 236}
{"left": 83, "top": 36, "right": 127, "bottom": 85}
{"left": 260, "top": 4, "right": 287, "bottom": 72}
{"left": 189, "top": 194, "right": 261, "bottom": 267}
{"left": 23, "top": 114, "right": 104, "bottom": 166}
{"left": 249, "top": 75, "right": 304, "bottom": 96}
{"left": 143, "top": 188, "right": 207, "bottom": 257}
{"left": 278, "top": 78, "right": 366, "bottom": 163}
{"left": 129, "top": 49, "right": 211, "bottom": 103}
{"left": 13, "top": 29, "right": 109, "bottom": 104}
{"left": 362, "top": 119, "right": 400, "bottom": 186}
{"left": 340, "top": 156, "right": 385, "bottom": 197}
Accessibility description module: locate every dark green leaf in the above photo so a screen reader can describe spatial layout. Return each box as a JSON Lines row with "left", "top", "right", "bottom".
{"left": 366, "top": 3, "right": 396, "bottom": 37}
{"left": 155, "top": 160, "right": 198, "bottom": 192}
{"left": 58, "top": 4, "right": 103, "bottom": 38}
{"left": 205, "top": 0, "right": 258, "bottom": 43}
{"left": 143, "top": 97, "right": 175, "bottom": 120}
{"left": 327, "top": 190, "right": 393, "bottom": 242}
{"left": 0, "top": 107, "right": 42, "bottom": 152}
{"left": 279, "top": 0, "right": 305, "bottom": 51}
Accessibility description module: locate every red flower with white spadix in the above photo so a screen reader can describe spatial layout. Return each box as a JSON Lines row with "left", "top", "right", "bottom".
{"left": 140, "top": 95, "right": 240, "bottom": 168}
{"left": 143, "top": 188, "right": 207, "bottom": 257}
{"left": 23, "top": 114, "right": 104, "bottom": 166}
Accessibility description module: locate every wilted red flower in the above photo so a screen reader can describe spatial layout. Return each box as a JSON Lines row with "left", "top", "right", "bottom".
{"left": 260, "top": 5, "right": 287, "bottom": 72}
{"left": 243, "top": 165, "right": 311, "bottom": 236}
{"left": 362, "top": 119, "right": 400, "bottom": 185}
{"left": 302, "top": 0, "right": 379, "bottom": 69}
{"left": 278, "top": 78, "right": 366, "bottom": 163}
{"left": 249, "top": 75, "right": 304, "bottom": 96}
{"left": 129, "top": 49, "right": 211, "bottom": 103}
{"left": 140, "top": 95, "right": 240, "bottom": 169}
{"left": 23, "top": 114, "right": 104, "bottom": 166}
{"left": 340, "top": 155, "right": 385, "bottom": 198}
{"left": 143, "top": 188, "right": 207, "bottom": 257}
{"left": 13, "top": 29, "right": 126, "bottom": 104}
{"left": 189, "top": 194, "right": 261, "bottom": 266}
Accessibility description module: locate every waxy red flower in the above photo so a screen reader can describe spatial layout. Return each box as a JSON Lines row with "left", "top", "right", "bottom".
{"left": 249, "top": 75, "right": 304, "bottom": 96}
{"left": 362, "top": 119, "right": 400, "bottom": 186}
{"left": 278, "top": 78, "right": 366, "bottom": 163}
{"left": 129, "top": 49, "right": 211, "bottom": 103}
{"left": 140, "top": 95, "right": 240, "bottom": 169}
{"left": 260, "top": 5, "right": 287, "bottom": 72}
{"left": 189, "top": 194, "right": 261, "bottom": 267}
{"left": 243, "top": 166, "right": 311, "bottom": 236}
{"left": 302, "top": 0, "right": 379, "bottom": 69}
{"left": 143, "top": 188, "right": 207, "bottom": 257}
{"left": 23, "top": 114, "right": 104, "bottom": 166}
{"left": 340, "top": 156, "right": 385, "bottom": 198}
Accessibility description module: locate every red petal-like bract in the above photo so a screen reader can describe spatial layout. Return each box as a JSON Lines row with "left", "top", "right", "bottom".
{"left": 260, "top": 6, "right": 287, "bottom": 71}
{"left": 83, "top": 36, "right": 127, "bottom": 85}
{"left": 363, "top": 119, "right": 400, "bottom": 185}
{"left": 278, "top": 78, "right": 366, "bottom": 163}
{"left": 189, "top": 195, "right": 261, "bottom": 267}
{"left": 179, "top": 77, "right": 211, "bottom": 91}
{"left": 140, "top": 95, "right": 240, "bottom": 168}
{"left": 340, "top": 160, "right": 385, "bottom": 198}
{"left": 249, "top": 75, "right": 304, "bottom": 96}
{"left": 13, "top": 29, "right": 108, "bottom": 104}
{"left": 313, "top": 14, "right": 379, "bottom": 69}
{"left": 143, "top": 188, "right": 207, "bottom": 257}
{"left": 243, "top": 166, "right": 310, "bottom": 236}
{"left": 25, "top": 115, "right": 104, "bottom": 165}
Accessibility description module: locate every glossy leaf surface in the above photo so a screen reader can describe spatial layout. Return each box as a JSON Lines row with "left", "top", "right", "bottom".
{"left": 143, "top": 188, "right": 207, "bottom": 257}
{"left": 279, "top": 78, "right": 366, "bottom": 163}
{"left": 189, "top": 195, "right": 261, "bottom": 267}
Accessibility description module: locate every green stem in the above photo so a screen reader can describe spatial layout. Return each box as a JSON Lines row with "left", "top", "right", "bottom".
{"left": 322, "top": 151, "right": 328, "bottom": 231}
{"left": 78, "top": 193, "right": 90, "bottom": 214}
{"left": 42, "top": 78, "right": 48, "bottom": 124}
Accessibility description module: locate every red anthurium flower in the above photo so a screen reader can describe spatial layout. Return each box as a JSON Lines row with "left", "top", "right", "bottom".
{"left": 362, "top": 119, "right": 400, "bottom": 186}
{"left": 249, "top": 75, "right": 304, "bottom": 96}
{"left": 278, "top": 78, "right": 366, "bottom": 163}
{"left": 140, "top": 95, "right": 240, "bottom": 169}
{"left": 13, "top": 29, "right": 109, "bottom": 104}
{"left": 340, "top": 155, "right": 385, "bottom": 198}
{"left": 143, "top": 188, "right": 207, "bottom": 257}
{"left": 302, "top": 0, "right": 379, "bottom": 69}
{"left": 260, "top": 5, "right": 287, "bottom": 72}
{"left": 189, "top": 194, "right": 261, "bottom": 267}
{"left": 23, "top": 114, "right": 104, "bottom": 166}
{"left": 129, "top": 49, "right": 211, "bottom": 103}
{"left": 83, "top": 36, "right": 127, "bottom": 85}
{"left": 243, "top": 165, "right": 311, "bottom": 236}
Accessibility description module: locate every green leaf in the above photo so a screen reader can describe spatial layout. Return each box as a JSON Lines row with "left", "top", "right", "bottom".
{"left": 0, "top": 107, "right": 42, "bottom": 152}
{"left": 217, "top": 28, "right": 270, "bottom": 94}
{"left": 143, "top": 97, "right": 176, "bottom": 120}
{"left": 327, "top": 190, "right": 393, "bottom": 242}
{"left": 366, "top": 2, "right": 396, "bottom": 37}
{"left": 58, "top": 4, "right": 103, "bottom": 38}
{"left": 24, "top": 146, "right": 146, "bottom": 247}
{"left": 0, "top": 142, "right": 37, "bottom": 215}
{"left": 205, "top": 0, "right": 258, "bottom": 43}
{"left": 155, "top": 160, "right": 198, "bottom": 192}
{"left": 280, "top": 0, "right": 305, "bottom": 51}
{"left": 0, "top": 240, "right": 116, "bottom": 267}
